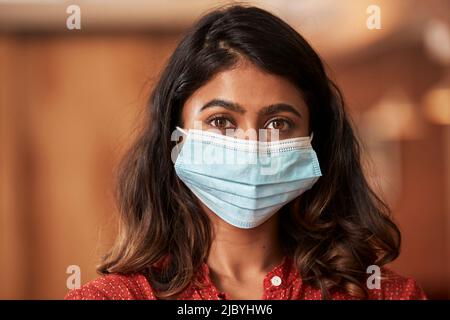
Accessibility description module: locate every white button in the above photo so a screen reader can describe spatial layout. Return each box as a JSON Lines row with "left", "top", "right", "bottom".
{"left": 270, "top": 276, "right": 282, "bottom": 287}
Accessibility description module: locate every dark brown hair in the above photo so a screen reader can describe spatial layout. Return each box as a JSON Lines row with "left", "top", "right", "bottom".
{"left": 98, "top": 5, "right": 401, "bottom": 299}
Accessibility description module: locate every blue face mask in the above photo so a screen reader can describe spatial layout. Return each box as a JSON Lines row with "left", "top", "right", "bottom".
{"left": 173, "top": 127, "right": 322, "bottom": 229}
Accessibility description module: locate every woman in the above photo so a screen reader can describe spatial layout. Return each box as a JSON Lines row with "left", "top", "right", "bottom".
{"left": 66, "top": 5, "right": 426, "bottom": 300}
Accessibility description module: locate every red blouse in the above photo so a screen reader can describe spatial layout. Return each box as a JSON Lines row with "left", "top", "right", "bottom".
{"left": 65, "top": 256, "right": 427, "bottom": 300}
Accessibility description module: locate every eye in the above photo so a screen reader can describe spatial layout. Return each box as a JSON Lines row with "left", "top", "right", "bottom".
{"left": 265, "top": 118, "right": 292, "bottom": 131}
{"left": 205, "top": 114, "right": 236, "bottom": 130}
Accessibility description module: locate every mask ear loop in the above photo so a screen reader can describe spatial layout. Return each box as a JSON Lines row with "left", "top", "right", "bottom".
{"left": 174, "top": 127, "right": 188, "bottom": 161}
{"left": 176, "top": 126, "right": 188, "bottom": 136}
{"left": 310, "top": 132, "right": 314, "bottom": 143}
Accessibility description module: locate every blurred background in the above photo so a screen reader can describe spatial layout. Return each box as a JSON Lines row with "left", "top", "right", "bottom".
{"left": 0, "top": 0, "right": 449, "bottom": 299}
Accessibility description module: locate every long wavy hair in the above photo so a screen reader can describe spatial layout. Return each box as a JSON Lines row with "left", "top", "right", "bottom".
{"left": 98, "top": 5, "right": 401, "bottom": 299}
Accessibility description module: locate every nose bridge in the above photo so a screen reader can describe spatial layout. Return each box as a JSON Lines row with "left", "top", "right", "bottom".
{"left": 234, "top": 123, "right": 279, "bottom": 143}
{"left": 235, "top": 116, "right": 259, "bottom": 141}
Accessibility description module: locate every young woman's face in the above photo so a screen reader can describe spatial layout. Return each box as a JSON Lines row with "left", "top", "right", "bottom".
{"left": 182, "top": 60, "right": 310, "bottom": 140}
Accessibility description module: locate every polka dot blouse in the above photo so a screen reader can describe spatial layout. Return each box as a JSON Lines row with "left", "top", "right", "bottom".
{"left": 65, "top": 256, "right": 427, "bottom": 300}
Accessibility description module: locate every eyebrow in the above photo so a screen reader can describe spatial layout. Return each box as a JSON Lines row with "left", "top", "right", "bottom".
{"left": 200, "top": 99, "right": 302, "bottom": 118}
{"left": 258, "top": 103, "right": 302, "bottom": 118}
{"left": 200, "top": 99, "right": 246, "bottom": 113}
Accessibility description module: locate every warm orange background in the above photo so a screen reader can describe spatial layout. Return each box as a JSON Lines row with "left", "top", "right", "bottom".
{"left": 0, "top": 0, "right": 449, "bottom": 299}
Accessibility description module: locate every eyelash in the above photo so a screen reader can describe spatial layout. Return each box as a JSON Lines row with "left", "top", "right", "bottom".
{"left": 205, "top": 114, "right": 294, "bottom": 130}
{"left": 205, "top": 114, "right": 236, "bottom": 129}
{"left": 264, "top": 117, "right": 293, "bottom": 130}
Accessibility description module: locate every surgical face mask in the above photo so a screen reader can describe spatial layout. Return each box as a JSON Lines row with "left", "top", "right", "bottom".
{"left": 173, "top": 127, "right": 322, "bottom": 229}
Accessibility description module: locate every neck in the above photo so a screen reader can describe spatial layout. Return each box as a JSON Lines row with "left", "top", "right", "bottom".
{"left": 204, "top": 205, "right": 284, "bottom": 281}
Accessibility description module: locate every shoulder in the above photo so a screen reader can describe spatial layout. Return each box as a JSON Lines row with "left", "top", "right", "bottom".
{"left": 367, "top": 267, "right": 427, "bottom": 300}
{"left": 64, "top": 273, "right": 157, "bottom": 300}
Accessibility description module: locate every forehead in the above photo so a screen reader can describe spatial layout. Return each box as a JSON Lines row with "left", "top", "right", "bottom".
{"left": 183, "top": 61, "right": 307, "bottom": 111}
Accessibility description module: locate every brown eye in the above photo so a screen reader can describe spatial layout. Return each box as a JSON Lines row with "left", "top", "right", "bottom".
{"left": 206, "top": 115, "right": 235, "bottom": 130}
{"left": 266, "top": 118, "right": 291, "bottom": 131}
{"left": 213, "top": 118, "right": 229, "bottom": 128}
